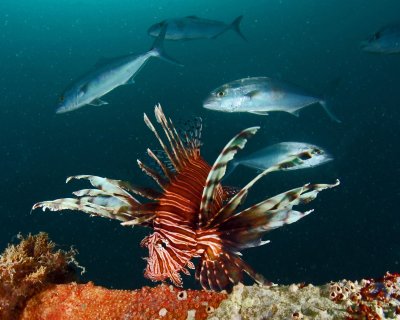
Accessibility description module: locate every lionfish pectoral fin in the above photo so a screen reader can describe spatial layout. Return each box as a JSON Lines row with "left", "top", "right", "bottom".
{"left": 32, "top": 197, "right": 132, "bottom": 222}
{"left": 196, "top": 251, "right": 267, "bottom": 292}
{"left": 32, "top": 174, "right": 158, "bottom": 225}
{"left": 169, "top": 270, "right": 183, "bottom": 287}
{"left": 198, "top": 126, "right": 260, "bottom": 227}
{"left": 218, "top": 181, "right": 339, "bottom": 251}
{"left": 235, "top": 179, "right": 340, "bottom": 215}
{"left": 208, "top": 149, "right": 334, "bottom": 228}
{"left": 120, "top": 214, "right": 155, "bottom": 226}
{"left": 67, "top": 175, "right": 141, "bottom": 204}
{"left": 181, "top": 267, "right": 190, "bottom": 276}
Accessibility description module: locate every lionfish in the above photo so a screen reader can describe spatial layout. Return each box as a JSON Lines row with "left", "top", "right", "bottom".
{"left": 33, "top": 104, "right": 339, "bottom": 291}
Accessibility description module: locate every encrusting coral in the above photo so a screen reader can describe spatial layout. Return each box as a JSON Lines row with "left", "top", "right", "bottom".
{"left": 1, "top": 234, "right": 399, "bottom": 320}
{"left": 0, "top": 233, "right": 226, "bottom": 320}
{"left": 209, "top": 274, "right": 400, "bottom": 320}
{"left": 21, "top": 282, "right": 227, "bottom": 320}
{"left": 0, "top": 232, "right": 79, "bottom": 320}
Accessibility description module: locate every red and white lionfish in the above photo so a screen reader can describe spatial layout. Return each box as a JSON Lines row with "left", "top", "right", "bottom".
{"left": 33, "top": 104, "right": 339, "bottom": 291}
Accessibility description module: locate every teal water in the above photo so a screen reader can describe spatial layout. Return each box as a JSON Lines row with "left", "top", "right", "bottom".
{"left": 1, "top": 0, "right": 399, "bottom": 289}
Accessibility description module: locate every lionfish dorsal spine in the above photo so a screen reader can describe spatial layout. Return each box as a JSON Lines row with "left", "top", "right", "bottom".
{"left": 143, "top": 112, "right": 178, "bottom": 172}
{"left": 198, "top": 126, "right": 259, "bottom": 227}
{"left": 168, "top": 117, "right": 190, "bottom": 160}
{"left": 154, "top": 104, "right": 185, "bottom": 169}
{"left": 146, "top": 148, "right": 172, "bottom": 180}
{"left": 137, "top": 159, "right": 167, "bottom": 190}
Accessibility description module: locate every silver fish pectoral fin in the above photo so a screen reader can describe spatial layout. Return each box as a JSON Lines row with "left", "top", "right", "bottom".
{"left": 89, "top": 98, "right": 108, "bottom": 106}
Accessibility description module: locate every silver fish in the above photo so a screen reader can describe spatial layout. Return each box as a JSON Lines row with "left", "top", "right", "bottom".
{"left": 362, "top": 24, "right": 400, "bottom": 54}
{"left": 56, "top": 26, "right": 179, "bottom": 114}
{"left": 203, "top": 77, "right": 341, "bottom": 122}
{"left": 225, "top": 142, "right": 332, "bottom": 179}
{"left": 148, "top": 15, "right": 246, "bottom": 41}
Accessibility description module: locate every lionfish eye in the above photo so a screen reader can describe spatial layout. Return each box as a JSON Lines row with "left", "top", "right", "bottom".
{"left": 216, "top": 91, "right": 226, "bottom": 97}
{"left": 157, "top": 239, "right": 168, "bottom": 249}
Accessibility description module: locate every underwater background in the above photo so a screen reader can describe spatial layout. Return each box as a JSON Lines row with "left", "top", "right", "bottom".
{"left": 0, "top": 0, "right": 399, "bottom": 290}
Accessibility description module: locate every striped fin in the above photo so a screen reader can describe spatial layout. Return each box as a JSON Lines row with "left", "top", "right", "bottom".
{"left": 68, "top": 175, "right": 161, "bottom": 201}
{"left": 32, "top": 195, "right": 133, "bottom": 222}
{"left": 220, "top": 208, "right": 314, "bottom": 251}
{"left": 218, "top": 180, "right": 339, "bottom": 251}
{"left": 179, "top": 116, "right": 202, "bottom": 154}
{"left": 168, "top": 118, "right": 193, "bottom": 165}
{"left": 195, "top": 251, "right": 267, "bottom": 291}
{"left": 237, "top": 179, "right": 340, "bottom": 215}
{"left": 144, "top": 111, "right": 178, "bottom": 172}
{"left": 143, "top": 105, "right": 203, "bottom": 178}
{"left": 198, "top": 127, "right": 259, "bottom": 227}
{"left": 208, "top": 148, "right": 324, "bottom": 228}
{"left": 154, "top": 104, "right": 184, "bottom": 169}
{"left": 32, "top": 175, "right": 157, "bottom": 225}
{"left": 137, "top": 159, "right": 167, "bottom": 190}
{"left": 146, "top": 148, "right": 173, "bottom": 180}
{"left": 168, "top": 117, "right": 190, "bottom": 161}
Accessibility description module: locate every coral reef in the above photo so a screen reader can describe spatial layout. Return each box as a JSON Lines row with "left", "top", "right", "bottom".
{"left": 0, "top": 232, "right": 79, "bottom": 320}
{"left": 209, "top": 282, "right": 347, "bottom": 320}
{"left": 209, "top": 274, "right": 400, "bottom": 320}
{"left": 21, "top": 282, "right": 227, "bottom": 320}
{"left": 1, "top": 234, "right": 399, "bottom": 319}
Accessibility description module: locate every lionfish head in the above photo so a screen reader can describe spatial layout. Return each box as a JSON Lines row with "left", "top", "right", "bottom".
{"left": 141, "top": 232, "right": 193, "bottom": 287}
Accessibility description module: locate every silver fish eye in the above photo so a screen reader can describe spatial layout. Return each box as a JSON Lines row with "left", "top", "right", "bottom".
{"left": 216, "top": 90, "right": 226, "bottom": 97}
{"left": 311, "top": 147, "right": 322, "bottom": 155}
{"left": 59, "top": 95, "right": 64, "bottom": 102}
{"left": 373, "top": 31, "right": 381, "bottom": 40}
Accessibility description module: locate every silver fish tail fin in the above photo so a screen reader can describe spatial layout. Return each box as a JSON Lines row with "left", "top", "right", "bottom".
{"left": 150, "top": 25, "right": 183, "bottom": 66}
{"left": 320, "top": 100, "right": 341, "bottom": 123}
{"left": 230, "top": 15, "right": 247, "bottom": 41}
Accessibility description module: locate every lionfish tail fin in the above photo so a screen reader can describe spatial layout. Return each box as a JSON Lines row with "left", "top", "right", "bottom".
{"left": 198, "top": 126, "right": 260, "bottom": 227}
{"left": 209, "top": 148, "right": 333, "bottom": 228}
{"left": 32, "top": 175, "right": 156, "bottom": 225}
{"left": 217, "top": 180, "right": 340, "bottom": 251}
{"left": 196, "top": 251, "right": 267, "bottom": 292}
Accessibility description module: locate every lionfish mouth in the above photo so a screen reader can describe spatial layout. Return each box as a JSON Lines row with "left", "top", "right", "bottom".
{"left": 32, "top": 103, "right": 339, "bottom": 292}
